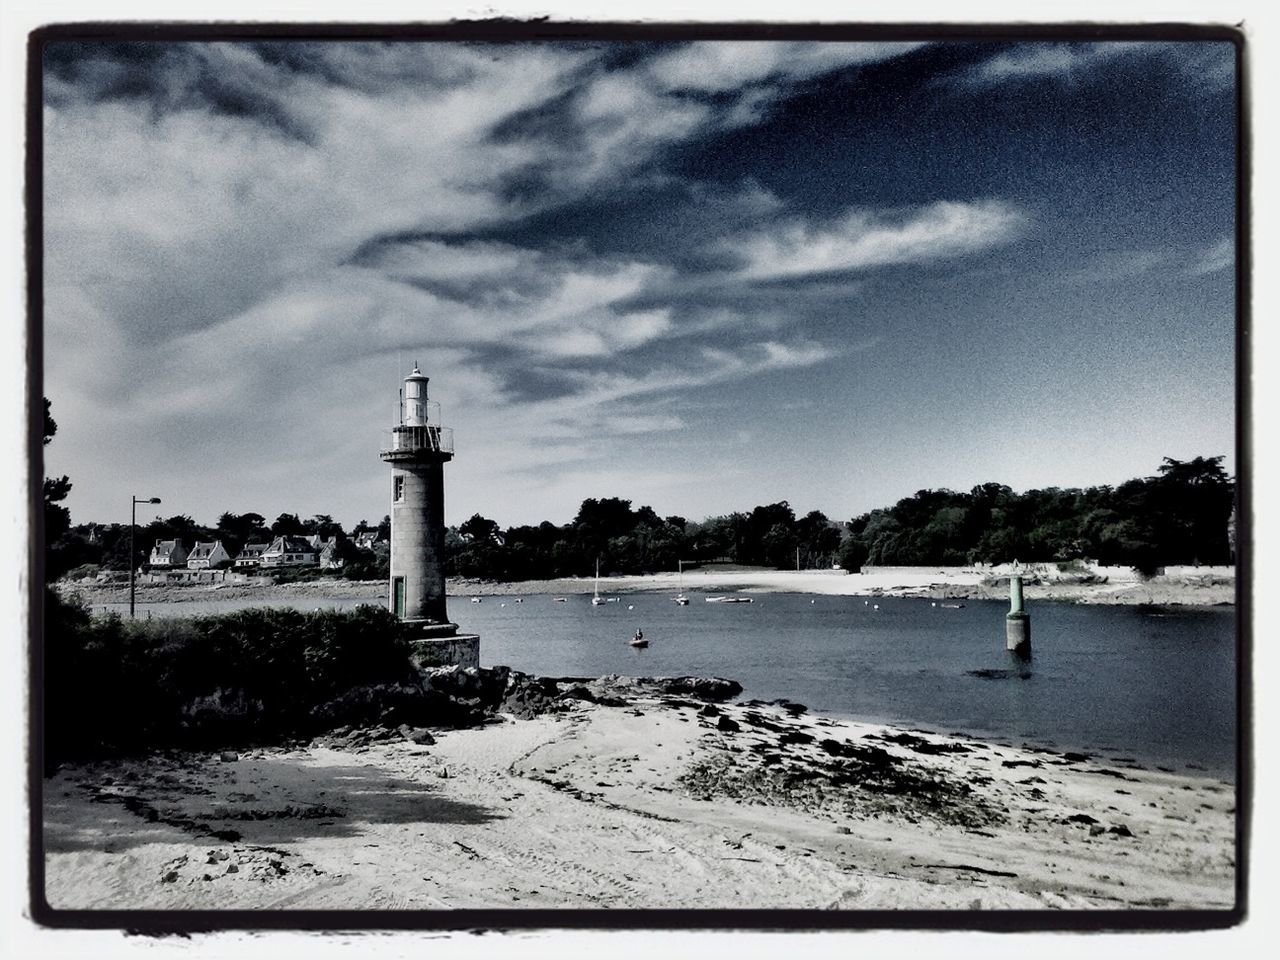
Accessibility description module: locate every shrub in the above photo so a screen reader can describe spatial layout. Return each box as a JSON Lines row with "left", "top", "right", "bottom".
{"left": 42, "top": 593, "right": 415, "bottom": 764}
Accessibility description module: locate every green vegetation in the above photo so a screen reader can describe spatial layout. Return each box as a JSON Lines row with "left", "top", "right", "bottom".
{"left": 838, "top": 457, "right": 1235, "bottom": 572}
{"left": 447, "top": 498, "right": 842, "bottom": 580}
{"left": 44, "top": 588, "right": 416, "bottom": 765}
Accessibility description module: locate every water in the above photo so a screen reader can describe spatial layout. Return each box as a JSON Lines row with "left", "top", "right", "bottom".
{"left": 101, "top": 592, "right": 1237, "bottom": 776}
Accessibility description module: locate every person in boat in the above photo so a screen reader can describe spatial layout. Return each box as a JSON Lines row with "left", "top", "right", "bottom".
{"left": 634, "top": 627, "right": 644, "bottom": 642}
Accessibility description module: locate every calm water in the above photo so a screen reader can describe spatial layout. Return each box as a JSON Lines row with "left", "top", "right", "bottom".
{"left": 101, "top": 592, "right": 1237, "bottom": 776}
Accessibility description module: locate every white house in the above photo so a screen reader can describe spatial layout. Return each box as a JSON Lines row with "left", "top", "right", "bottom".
{"left": 234, "top": 542, "right": 270, "bottom": 568}
{"left": 187, "top": 541, "right": 232, "bottom": 570}
{"left": 259, "top": 535, "right": 319, "bottom": 568}
{"left": 149, "top": 539, "right": 188, "bottom": 567}
{"left": 319, "top": 536, "right": 345, "bottom": 570}
{"left": 354, "top": 530, "right": 383, "bottom": 551}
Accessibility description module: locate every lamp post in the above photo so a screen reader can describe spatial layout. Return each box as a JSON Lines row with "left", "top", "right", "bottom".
{"left": 129, "top": 496, "right": 161, "bottom": 618}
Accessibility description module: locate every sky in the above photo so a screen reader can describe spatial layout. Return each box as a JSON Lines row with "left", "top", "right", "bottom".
{"left": 39, "top": 34, "right": 1238, "bottom": 531}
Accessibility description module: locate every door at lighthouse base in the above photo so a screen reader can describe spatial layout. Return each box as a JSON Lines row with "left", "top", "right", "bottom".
{"left": 393, "top": 577, "right": 406, "bottom": 618}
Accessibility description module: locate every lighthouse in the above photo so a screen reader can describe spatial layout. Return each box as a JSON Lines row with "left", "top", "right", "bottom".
{"left": 379, "top": 362, "right": 478, "bottom": 666}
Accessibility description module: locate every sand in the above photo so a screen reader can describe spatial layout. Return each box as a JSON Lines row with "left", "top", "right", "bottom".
{"left": 64, "top": 567, "right": 1235, "bottom": 608}
{"left": 42, "top": 695, "right": 1235, "bottom": 913}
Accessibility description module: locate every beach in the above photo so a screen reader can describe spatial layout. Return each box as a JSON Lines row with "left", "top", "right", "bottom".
{"left": 62, "top": 566, "right": 1236, "bottom": 609}
{"left": 43, "top": 686, "right": 1235, "bottom": 912}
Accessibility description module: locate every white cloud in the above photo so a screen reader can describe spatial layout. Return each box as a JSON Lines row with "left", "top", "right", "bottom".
{"left": 966, "top": 43, "right": 1141, "bottom": 84}
{"left": 718, "top": 200, "right": 1026, "bottom": 280}
{"left": 646, "top": 41, "right": 924, "bottom": 94}
{"left": 1188, "top": 236, "right": 1233, "bottom": 277}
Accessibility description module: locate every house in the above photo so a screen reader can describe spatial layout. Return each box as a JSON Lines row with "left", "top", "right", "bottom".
{"left": 149, "top": 539, "right": 188, "bottom": 568}
{"left": 354, "top": 530, "right": 383, "bottom": 551}
{"left": 319, "top": 536, "right": 345, "bottom": 570}
{"left": 259, "top": 535, "right": 319, "bottom": 568}
{"left": 234, "top": 542, "right": 270, "bottom": 568}
{"left": 187, "top": 541, "right": 232, "bottom": 570}
{"left": 307, "top": 533, "right": 324, "bottom": 551}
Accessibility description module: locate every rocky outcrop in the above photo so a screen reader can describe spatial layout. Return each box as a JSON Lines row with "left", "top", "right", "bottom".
{"left": 553, "top": 674, "right": 743, "bottom": 703}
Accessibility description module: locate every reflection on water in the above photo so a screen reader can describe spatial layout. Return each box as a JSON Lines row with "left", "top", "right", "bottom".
{"left": 100, "top": 592, "right": 1236, "bottom": 776}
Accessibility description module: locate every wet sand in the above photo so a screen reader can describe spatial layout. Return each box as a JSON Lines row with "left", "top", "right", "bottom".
{"left": 43, "top": 694, "right": 1235, "bottom": 912}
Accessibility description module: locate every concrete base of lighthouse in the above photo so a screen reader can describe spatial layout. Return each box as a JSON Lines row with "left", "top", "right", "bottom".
{"left": 403, "top": 620, "right": 480, "bottom": 670}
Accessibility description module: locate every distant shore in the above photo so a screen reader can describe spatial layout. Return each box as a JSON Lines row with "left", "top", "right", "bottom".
{"left": 63, "top": 567, "right": 1236, "bottom": 608}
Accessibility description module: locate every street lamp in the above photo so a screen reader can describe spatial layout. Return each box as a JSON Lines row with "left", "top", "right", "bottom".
{"left": 129, "top": 496, "right": 161, "bottom": 618}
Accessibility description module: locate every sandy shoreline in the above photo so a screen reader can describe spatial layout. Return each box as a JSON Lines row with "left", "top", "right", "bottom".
{"left": 63, "top": 567, "right": 1235, "bottom": 608}
{"left": 43, "top": 690, "right": 1235, "bottom": 913}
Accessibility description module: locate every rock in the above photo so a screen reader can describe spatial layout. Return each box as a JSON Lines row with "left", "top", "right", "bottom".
{"left": 225, "top": 864, "right": 239, "bottom": 874}
{"left": 1108, "top": 824, "right": 1134, "bottom": 837}
{"left": 161, "top": 871, "right": 179, "bottom": 883}
{"left": 1065, "top": 813, "right": 1099, "bottom": 825}
{"left": 716, "top": 716, "right": 740, "bottom": 733}
{"left": 698, "top": 704, "right": 720, "bottom": 717}
{"left": 219, "top": 751, "right": 239, "bottom": 762}
{"left": 836, "top": 825, "right": 852, "bottom": 834}
{"left": 403, "top": 727, "right": 436, "bottom": 745}
{"left": 1089, "top": 824, "right": 1106, "bottom": 836}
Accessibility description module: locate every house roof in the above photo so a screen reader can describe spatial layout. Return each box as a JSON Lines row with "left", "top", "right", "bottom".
{"left": 266, "top": 535, "right": 316, "bottom": 554}
{"left": 236, "top": 542, "right": 269, "bottom": 557}
{"left": 188, "top": 541, "right": 225, "bottom": 559}
{"left": 152, "top": 540, "right": 184, "bottom": 555}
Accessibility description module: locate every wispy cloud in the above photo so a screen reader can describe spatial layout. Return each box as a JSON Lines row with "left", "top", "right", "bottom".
{"left": 1187, "top": 236, "right": 1233, "bottom": 277}
{"left": 716, "top": 200, "right": 1026, "bottom": 280}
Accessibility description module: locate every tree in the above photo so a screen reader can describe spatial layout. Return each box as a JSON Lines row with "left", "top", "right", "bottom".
{"left": 459, "top": 513, "right": 502, "bottom": 545}
{"left": 271, "top": 513, "right": 305, "bottom": 535}
{"left": 43, "top": 398, "right": 73, "bottom": 553}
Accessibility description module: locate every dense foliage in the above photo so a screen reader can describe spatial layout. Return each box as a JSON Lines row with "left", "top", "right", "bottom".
{"left": 446, "top": 498, "right": 843, "bottom": 580}
{"left": 837, "top": 457, "right": 1235, "bottom": 573}
{"left": 43, "top": 588, "right": 416, "bottom": 764}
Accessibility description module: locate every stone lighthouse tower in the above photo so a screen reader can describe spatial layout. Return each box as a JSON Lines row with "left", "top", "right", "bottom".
{"left": 379, "top": 362, "right": 478, "bottom": 666}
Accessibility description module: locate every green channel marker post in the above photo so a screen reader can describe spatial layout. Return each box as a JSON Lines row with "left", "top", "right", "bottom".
{"left": 1006, "top": 574, "right": 1031, "bottom": 654}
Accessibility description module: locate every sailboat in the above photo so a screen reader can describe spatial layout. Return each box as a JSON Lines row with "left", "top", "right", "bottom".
{"left": 592, "top": 558, "right": 605, "bottom": 605}
{"left": 674, "top": 559, "right": 690, "bottom": 605}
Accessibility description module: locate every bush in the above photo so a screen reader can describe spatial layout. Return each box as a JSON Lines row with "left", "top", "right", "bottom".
{"left": 42, "top": 591, "right": 416, "bottom": 764}
{"left": 63, "top": 563, "right": 102, "bottom": 581}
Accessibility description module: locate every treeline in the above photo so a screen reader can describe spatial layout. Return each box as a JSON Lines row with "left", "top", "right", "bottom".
{"left": 839, "top": 457, "right": 1235, "bottom": 572}
{"left": 446, "top": 498, "right": 843, "bottom": 580}
{"left": 43, "top": 400, "right": 1235, "bottom": 582}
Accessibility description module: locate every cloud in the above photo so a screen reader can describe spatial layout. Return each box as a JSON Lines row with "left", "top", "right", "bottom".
{"left": 717, "top": 200, "right": 1026, "bottom": 280}
{"left": 646, "top": 41, "right": 925, "bottom": 94}
{"left": 961, "top": 41, "right": 1236, "bottom": 94}
{"left": 1187, "top": 236, "right": 1233, "bottom": 277}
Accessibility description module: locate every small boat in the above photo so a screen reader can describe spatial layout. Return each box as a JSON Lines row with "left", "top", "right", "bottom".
{"left": 705, "top": 596, "right": 753, "bottom": 603}
{"left": 674, "top": 595, "right": 690, "bottom": 605}
{"left": 592, "top": 559, "right": 605, "bottom": 605}
{"left": 553, "top": 597, "right": 567, "bottom": 602}
{"left": 674, "top": 559, "right": 690, "bottom": 604}
{"left": 606, "top": 597, "right": 620, "bottom": 603}
{"left": 470, "top": 597, "right": 482, "bottom": 603}
{"left": 940, "top": 602, "right": 965, "bottom": 609}
{"left": 629, "top": 637, "right": 649, "bottom": 648}
{"left": 514, "top": 598, "right": 523, "bottom": 603}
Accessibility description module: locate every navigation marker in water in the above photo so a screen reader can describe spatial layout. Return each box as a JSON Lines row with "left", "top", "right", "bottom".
{"left": 1006, "top": 574, "right": 1031, "bottom": 656}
